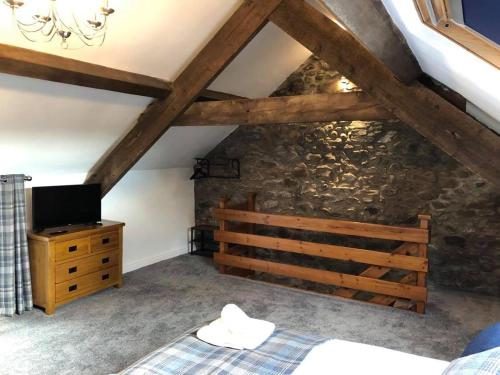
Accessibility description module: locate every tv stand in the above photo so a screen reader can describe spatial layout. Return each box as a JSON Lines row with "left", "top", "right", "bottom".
{"left": 28, "top": 220, "right": 125, "bottom": 315}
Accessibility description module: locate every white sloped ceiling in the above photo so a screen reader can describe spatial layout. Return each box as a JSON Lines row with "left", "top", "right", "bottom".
{"left": 0, "top": 0, "right": 311, "bottom": 176}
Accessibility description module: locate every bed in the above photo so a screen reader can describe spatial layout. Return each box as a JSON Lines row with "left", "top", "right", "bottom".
{"left": 118, "top": 328, "right": 450, "bottom": 375}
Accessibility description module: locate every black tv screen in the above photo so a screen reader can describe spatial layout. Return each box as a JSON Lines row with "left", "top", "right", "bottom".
{"left": 32, "top": 184, "right": 101, "bottom": 232}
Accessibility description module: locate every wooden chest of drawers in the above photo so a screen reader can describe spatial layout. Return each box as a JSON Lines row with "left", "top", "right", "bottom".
{"left": 28, "top": 221, "right": 124, "bottom": 315}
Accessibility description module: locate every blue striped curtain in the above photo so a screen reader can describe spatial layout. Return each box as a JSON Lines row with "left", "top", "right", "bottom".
{"left": 0, "top": 175, "right": 33, "bottom": 316}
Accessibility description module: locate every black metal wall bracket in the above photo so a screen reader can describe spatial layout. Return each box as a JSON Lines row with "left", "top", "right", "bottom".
{"left": 190, "top": 158, "right": 240, "bottom": 180}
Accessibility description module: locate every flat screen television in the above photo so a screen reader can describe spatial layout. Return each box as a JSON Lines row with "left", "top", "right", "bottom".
{"left": 32, "top": 184, "right": 101, "bottom": 232}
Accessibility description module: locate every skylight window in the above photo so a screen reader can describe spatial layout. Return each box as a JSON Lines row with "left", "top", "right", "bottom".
{"left": 414, "top": 0, "right": 500, "bottom": 69}
{"left": 462, "top": 0, "right": 500, "bottom": 45}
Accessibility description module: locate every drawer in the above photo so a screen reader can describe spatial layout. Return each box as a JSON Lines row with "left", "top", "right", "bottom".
{"left": 55, "top": 237, "right": 90, "bottom": 262}
{"left": 55, "top": 266, "right": 119, "bottom": 303}
{"left": 55, "top": 250, "right": 120, "bottom": 283}
{"left": 91, "top": 230, "right": 119, "bottom": 253}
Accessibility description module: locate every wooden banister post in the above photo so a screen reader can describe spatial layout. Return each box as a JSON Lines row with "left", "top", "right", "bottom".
{"left": 247, "top": 192, "right": 257, "bottom": 211}
{"left": 247, "top": 192, "right": 257, "bottom": 235}
{"left": 416, "top": 214, "right": 431, "bottom": 313}
{"left": 218, "top": 197, "right": 229, "bottom": 274}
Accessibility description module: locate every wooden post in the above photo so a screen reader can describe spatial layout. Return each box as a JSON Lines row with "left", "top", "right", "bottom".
{"left": 247, "top": 192, "right": 257, "bottom": 235}
{"left": 245, "top": 193, "right": 257, "bottom": 277}
{"left": 416, "top": 214, "right": 431, "bottom": 313}
{"left": 218, "top": 197, "right": 229, "bottom": 274}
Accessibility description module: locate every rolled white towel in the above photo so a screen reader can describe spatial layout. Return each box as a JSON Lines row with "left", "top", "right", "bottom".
{"left": 196, "top": 318, "right": 244, "bottom": 350}
{"left": 221, "top": 304, "right": 275, "bottom": 350}
{"left": 196, "top": 304, "right": 275, "bottom": 350}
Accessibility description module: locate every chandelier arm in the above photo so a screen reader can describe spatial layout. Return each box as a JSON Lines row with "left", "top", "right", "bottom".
{"left": 73, "top": 11, "right": 108, "bottom": 33}
{"left": 13, "top": 19, "right": 45, "bottom": 27}
{"left": 70, "top": 14, "right": 103, "bottom": 40}
{"left": 16, "top": 27, "right": 43, "bottom": 43}
{"left": 15, "top": 21, "right": 47, "bottom": 32}
{"left": 73, "top": 28, "right": 106, "bottom": 46}
{"left": 98, "top": 28, "right": 107, "bottom": 46}
{"left": 10, "top": 8, "right": 46, "bottom": 28}
{"left": 41, "top": 22, "right": 56, "bottom": 38}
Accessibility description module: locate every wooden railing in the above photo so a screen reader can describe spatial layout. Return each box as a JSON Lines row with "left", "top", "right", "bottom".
{"left": 213, "top": 194, "right": 431, "bottom": 313}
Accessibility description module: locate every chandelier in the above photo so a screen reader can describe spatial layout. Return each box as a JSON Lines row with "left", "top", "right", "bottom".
{"left": 2, "top": 0, "right": 115, "bottom": 49}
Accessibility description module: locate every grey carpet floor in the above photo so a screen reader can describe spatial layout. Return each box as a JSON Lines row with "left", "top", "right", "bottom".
{"left": 1, "top": 255, "right": 499, "bottom": 375}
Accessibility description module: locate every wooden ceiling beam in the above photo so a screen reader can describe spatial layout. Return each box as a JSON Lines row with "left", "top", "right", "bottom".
{"left": 197, "top": 89, "right": 247, "bottom": 101}
{"left": 417, "top": 74, "right": 467, "bottom": 112}
{"left": 175, "top": 92, "right": 393, "bottom": 126}
{"left": 270, "top": 0, "right": 500, "bottom": 186}
{"left": 85, "top": 0, "right": 284, "bottom": 196}
{"left": 0, "top": 43, "right": 173, "bottom": 98}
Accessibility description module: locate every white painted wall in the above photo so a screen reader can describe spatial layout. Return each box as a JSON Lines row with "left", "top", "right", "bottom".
{"left": 102, "top": 168, "right": 194, "bottom": 273}
{"left": 22, "top": 168, "right": 194, "bottom": 273}
{"left": 0, "top": 73, "right": 151, "bottom": 176}
{"left": 135, "top": 126, "right": 237, "bottom": 170}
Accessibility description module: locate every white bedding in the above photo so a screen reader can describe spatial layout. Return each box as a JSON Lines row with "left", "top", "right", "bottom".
{"left": 293, "top": 339, "right": 450, "bottom": 375}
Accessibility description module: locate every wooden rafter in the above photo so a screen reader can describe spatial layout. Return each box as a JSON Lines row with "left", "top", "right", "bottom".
{"left": 197, "top": 89, "right": 246, "bottom": 101}
{"left": 270, "top": 0, "right": 500, "bottom": 187}
{"left": 175, "top": 92, "right": 393, "bottom": 126}
{"left": 418, "top": 74, "right": 467, "bottom": 111}
{"left": 85, "top": 0, "right": 284, "bottom": 195}
{"left": 0, "top": 43, "right": 172, "bottom": 98}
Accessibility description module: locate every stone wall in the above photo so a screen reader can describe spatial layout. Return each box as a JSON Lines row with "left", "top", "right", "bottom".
{"left": 195, "top": 57, "right": 500, "bottom": 296}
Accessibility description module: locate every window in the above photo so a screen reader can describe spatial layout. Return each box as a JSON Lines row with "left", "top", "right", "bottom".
{"left": 414, "top": 0, "right": 500, "bottom": 69}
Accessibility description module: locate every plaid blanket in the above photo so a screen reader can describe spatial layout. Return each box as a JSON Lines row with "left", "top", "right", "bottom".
{"left": 120, "top": 329, "right": 327, "bottom": 375}
{"left": 442, "top": 346, "right": 500, "bottom": 374}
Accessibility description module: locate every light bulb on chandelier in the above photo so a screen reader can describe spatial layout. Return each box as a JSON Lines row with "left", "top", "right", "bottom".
{"left": 2, "top": 0, "right": 115, "bottom": 49}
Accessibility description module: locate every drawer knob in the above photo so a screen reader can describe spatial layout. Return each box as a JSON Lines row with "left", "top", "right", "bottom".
{"left": 102, "top": 273, "right": 110, "bottom": 281}
{"left": 68, "top": 284, "right": 77, "bottom": 292}
{"left": 102, "top": 257, "right": 110, "bottom": 264}
{"left": 68, "top": 266, "right": 77, "bottom": 274}
{"left": 68, "top": 245, "right": 77, "bottom": 252}
{"left": 102, "top": 238, "right": 110, "bottom": 245}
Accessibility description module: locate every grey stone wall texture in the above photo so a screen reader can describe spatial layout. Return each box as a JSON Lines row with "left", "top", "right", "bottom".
{"left": 195, "top": 56, "right": 500, "bottom": 296}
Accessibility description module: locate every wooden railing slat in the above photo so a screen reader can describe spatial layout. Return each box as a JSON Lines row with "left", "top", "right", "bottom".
{"left": 334, "top": 242, "right": 418, "bottom": 298}
{"left": 213, "top": 209, "right": 429, "bottom": 243}
{"left": 215, "top": 230, "right": 428, "bottom": 272}
{"left": 215, "top": 253, "right": 427, "bottom": 302}
{"left": 370, "top": 272, "right": 417, "bottom": 306}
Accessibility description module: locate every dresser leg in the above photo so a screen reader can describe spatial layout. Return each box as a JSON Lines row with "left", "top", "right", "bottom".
{"left": 45, "top": 304, "right": 55, "bottom": 315}
{"left": 114, "top": 279, "right": 123, "bottom": 288}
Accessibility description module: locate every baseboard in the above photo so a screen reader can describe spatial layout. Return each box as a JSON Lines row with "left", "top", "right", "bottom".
{"left": 123, "top": 247, "right": 188, "bottom": 273}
